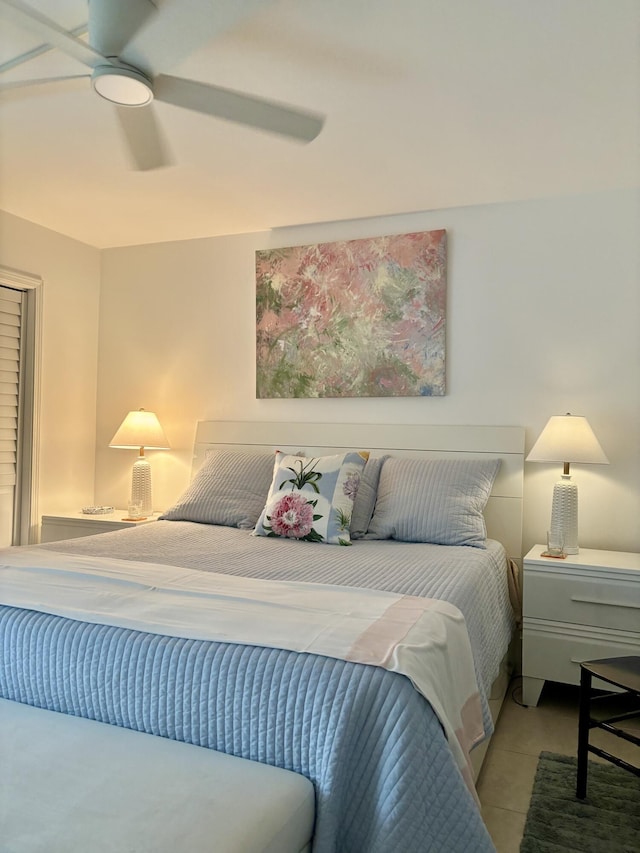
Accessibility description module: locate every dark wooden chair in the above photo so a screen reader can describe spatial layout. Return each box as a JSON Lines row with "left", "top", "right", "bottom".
{"left": 577, "top": 656, "right": 640, "bottom": 799}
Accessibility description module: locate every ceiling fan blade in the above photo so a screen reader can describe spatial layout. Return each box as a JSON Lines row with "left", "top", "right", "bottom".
{"left": 114, "top": 105, "right": 172, "bottom": 171}
{"left": 0, "top": 24, "right": 87, "bottom": 75}
{"left": 0, "top": 0, "right": 108, "bottom": 69}
{"left": 120, "top": 0, "right": 271, "bottom": 75}
{"left": 0, "top": 74, "right": 89, "bottom": 92}
{"left": 155, "top": 75, "right": 324, "bottom": 143}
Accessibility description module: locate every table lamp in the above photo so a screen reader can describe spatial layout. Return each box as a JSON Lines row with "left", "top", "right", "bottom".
{"left": 109, "top": 408, "right": 169, "bottom": 516}
{"left": 526, "top": 413, "right": 608, "bottom": 554}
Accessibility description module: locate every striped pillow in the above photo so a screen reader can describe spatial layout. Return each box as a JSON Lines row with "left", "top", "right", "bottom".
{"left": 349, "top": 455, "right": 389, "bottom": 539}
{"left": 160, "top": 449, "right": 275, "bottom": 529}
{"left": 365, "top": 457, "right": 500, "bottom": 547}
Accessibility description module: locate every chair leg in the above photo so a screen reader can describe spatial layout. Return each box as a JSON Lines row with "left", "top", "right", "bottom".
{"left": 576, "top": 667, "right": 591, "bottom": 799}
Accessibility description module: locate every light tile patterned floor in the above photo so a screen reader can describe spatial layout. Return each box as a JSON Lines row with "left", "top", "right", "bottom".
{"left": 477, "top": 679, "right": 640, "bottom": 853}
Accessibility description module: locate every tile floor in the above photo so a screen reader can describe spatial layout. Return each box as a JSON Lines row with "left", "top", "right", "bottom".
{"left": 476, "top": 677, "right": 640, "bottom": 853}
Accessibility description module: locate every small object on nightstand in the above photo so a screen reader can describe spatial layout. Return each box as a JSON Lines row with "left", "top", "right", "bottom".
{"left": 124, "top": 500, "right": 144, "bottom": 521}
{"left": 541, "top": 530, "right": 566, "bottom": 558}
{"left": 81, "top": 506, "right": 115, "bottom": 515}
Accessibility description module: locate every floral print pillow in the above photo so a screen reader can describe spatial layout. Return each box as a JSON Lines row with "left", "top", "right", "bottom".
{"left": 253, "top": 451, "right": 369, "bottom": 545}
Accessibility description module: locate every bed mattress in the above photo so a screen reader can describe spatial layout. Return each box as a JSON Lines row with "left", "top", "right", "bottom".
{"left": 0, "top": 522, "right": 514, "bottom": 852}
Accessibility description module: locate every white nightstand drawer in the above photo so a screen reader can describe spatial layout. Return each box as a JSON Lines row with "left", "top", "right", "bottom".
{"left": 523, "top": 623, "right": 640, "bottom": 689}
{"left": 524, "top": 571, "right": 640, "bottom": 632}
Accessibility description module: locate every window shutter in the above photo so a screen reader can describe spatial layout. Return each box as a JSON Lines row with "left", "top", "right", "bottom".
{"left": 0, "top": 286, "right": 22, "bottom": 488}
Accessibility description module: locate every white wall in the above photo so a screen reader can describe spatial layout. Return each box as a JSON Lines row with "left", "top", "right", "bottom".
{"left": 95, "top": 188, "right": 639, "bottom": 555}
{"left": 0, "top": 211, "right": 101, "bottom": 520}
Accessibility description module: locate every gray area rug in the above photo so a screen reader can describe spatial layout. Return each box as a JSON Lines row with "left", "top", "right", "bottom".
{"left": 520, "top": 751, "right": 640, "bottom": 853}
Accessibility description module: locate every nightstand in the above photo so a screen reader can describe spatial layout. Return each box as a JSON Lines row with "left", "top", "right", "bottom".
{"left": 40, "top": 510, "right": 157, "bottom": 543}
{"left": 522, "top": 544, "right": 640, "bottom": 706}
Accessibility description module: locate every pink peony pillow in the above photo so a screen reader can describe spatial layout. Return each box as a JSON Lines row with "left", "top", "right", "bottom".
{"left": 253, "top": 451, "right": 369, "bottom": 545}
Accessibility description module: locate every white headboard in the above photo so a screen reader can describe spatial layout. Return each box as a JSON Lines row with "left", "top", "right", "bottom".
{"left": 193, "top": 421, "right": 525, "bottom": 561}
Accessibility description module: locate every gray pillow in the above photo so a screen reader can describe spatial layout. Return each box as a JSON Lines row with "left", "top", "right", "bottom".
{"left": 160, "top": 449, "right": 275, "bottom": 529}
{"left": 350, "top": 455, "right": 389, "bottom": 539}
{"left": 365, "top": 457, "right": 501, "bottom": 547}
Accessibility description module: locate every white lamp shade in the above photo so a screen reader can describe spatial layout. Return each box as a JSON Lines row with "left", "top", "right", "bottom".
{"left": 109, "top": 409, "right": 170, "bottom": 450}
{"left": 526, "top": 414, "right": 608, "bottom": 465}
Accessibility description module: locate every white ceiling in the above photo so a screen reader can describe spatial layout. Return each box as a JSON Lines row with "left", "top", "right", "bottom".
{"left": 0, "top": 0, "right": 637, "bottom": 249}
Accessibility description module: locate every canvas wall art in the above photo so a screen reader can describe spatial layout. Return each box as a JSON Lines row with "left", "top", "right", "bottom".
{"left": 256, "top": 229, "right": 446, "bottom": 398}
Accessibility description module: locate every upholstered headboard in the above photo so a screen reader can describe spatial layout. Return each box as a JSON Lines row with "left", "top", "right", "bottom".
{"left": 192, "top": 421, "right": 525, "bottom": 561}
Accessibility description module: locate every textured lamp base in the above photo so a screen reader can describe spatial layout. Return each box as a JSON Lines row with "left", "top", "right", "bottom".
{"left": 131, "top": 457, "right": 153, "bottom": 516}
{"left": 550, "top": 475, "right": 578, "bottom": 554}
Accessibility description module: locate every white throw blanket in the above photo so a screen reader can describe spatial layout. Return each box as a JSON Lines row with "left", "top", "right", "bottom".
{"left": 0, "top": 547, "right": 484, "bottom": 792}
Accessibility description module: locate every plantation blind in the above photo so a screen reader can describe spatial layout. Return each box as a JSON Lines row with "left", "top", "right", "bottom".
{"left": 0, "top": 285, "right": 22, "bottom": 490}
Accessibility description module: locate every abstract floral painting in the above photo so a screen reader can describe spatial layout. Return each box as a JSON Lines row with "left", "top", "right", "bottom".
{"left": 256, "top": 229, "right": 446, "bottom": 398}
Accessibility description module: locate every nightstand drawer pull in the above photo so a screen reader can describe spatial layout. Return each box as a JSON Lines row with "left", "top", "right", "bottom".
{"left": 570, "top": 595, "right": 640, "bottom": 610}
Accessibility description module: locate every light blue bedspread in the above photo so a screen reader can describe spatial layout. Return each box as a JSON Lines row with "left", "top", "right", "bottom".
{"left": 1, "top": 523, "right": 513, "bottom": 852}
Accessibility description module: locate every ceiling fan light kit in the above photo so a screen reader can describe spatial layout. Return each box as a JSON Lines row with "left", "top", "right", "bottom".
{"left": 91, "top": 65, "right": 153, "bottom": 107}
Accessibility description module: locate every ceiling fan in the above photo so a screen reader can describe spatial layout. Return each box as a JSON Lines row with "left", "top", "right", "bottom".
{"left": 0, "top": 0, "right": 325, "bottom": 170}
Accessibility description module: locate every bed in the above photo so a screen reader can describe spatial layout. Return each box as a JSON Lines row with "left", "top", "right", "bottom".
{"left": 0, "top": 421, "right": 524, "bottom": 852}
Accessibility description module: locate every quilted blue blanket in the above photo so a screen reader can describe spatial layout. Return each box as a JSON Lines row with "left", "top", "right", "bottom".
{"left": 1, "top": 525, "right": 511, "bottom": 852}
